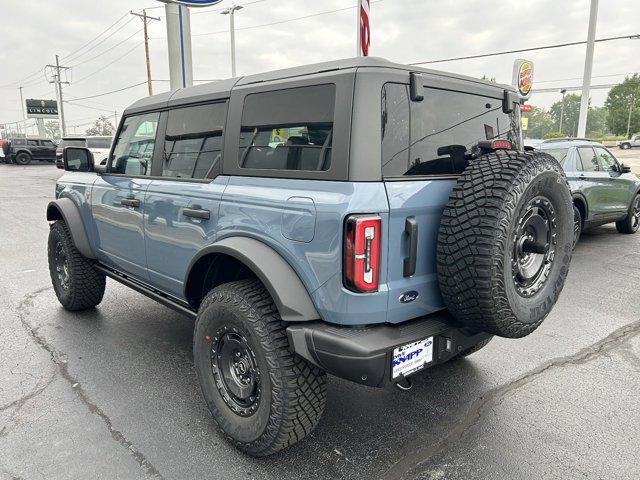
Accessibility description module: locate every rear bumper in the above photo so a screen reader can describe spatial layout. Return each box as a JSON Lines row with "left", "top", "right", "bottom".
{"left": 286, "top": 311, "right": 491, "bottom": 388}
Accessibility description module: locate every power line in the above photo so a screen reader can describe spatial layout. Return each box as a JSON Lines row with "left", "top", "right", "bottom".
{"left": 64, "top": 100, "right": 119, "bottom": 113}
{"left": 67, "top": 81, "right": 148, "bottom": 101}
{"left": 532, "top": 83, "right": 618, "bottom": 94}
{"left": 62, "top": 12, "right": 131, "bottom": 60}
{"left": 68, "top": 26, "right": 144, "bottom": 68}
{"left": 409, "top": 34, "right": 640, "bottom": 65}
{"left": 535, "top": 72, "right": 637, "bottom": 84}
{"left": 73, "top": 43, "right": 144, "bottom": 84}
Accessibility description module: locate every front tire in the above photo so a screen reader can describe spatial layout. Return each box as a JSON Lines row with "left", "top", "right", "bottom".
{"left": 620, "top": 143, "right": 631, "bottom": 150}
{"left": 47, "top": 221, "right": 106, "bottom": 310}
{"left": 437, "top": 151, "right": 574, "bottom": 338}
{"left": 194, "top": 279, "right": 327, "bottom": 456}
{"left": 15, "top": 152, "right": 31, "bottom": 165}
{"left": 616, "top": 195, "right": 640, "bottom": 234}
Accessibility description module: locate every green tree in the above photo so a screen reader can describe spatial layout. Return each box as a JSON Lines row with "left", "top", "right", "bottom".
{"left": 85, "top": 116, "right": 115, "bottom": 136}
{"left": 44, "top": 121, "right": 60, "bottom": 139}
{"left": 523, "top": 106, "right": 554, "bottom": 139}
{"left": 586, "top": 106, "right": 608, "bottom": 138}
{"left": 549, "top": 93, "right": 582, "bottom": 137}
{"left": 604, "top": 74, "right": 640, "bottom": 136}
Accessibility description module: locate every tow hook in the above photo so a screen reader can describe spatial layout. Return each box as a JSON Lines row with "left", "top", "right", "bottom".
{"left": 394, "top": 376, "right": 413, "bottom": 391}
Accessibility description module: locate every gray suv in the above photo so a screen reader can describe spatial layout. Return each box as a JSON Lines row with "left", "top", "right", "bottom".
{"left": 47, "top": 57, "right": 574, "bottom": 455}
{"left": 537, "top": 138, "right": 640, "bottom": 244}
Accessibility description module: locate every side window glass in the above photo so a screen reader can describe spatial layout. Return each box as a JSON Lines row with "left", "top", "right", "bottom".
{"left": 577, "top": 147, "right": 599, "bottom": 172}
{"left": 594, "top": 147, "right": 617, "bottom": 172}
{"left": 27, "top": 140, "right": 38, "bottom": 146}
{"left": 110, "top": 112, "right": 159, "bottom": 176}
{"left": 381, "top": 83, "right": 410, "bottom": 177}
{"left": 239, "top": 84, "right": 335, "bottom": 172}
{"left": 162, "top": 102, "right": 226, "bottom": 179}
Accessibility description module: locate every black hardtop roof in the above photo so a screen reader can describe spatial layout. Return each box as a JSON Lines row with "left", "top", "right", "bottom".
{"left": 124, "top": 56, "right": 514, "bottom": 115}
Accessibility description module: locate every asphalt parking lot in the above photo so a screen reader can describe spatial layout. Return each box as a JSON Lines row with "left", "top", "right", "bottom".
{"left": 1, "top": 163, "right": 639, "bottom": 480}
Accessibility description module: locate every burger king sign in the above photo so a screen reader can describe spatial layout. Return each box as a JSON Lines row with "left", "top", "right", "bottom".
{"left": 512, "top": 59, "right": 534, "bottom": 100}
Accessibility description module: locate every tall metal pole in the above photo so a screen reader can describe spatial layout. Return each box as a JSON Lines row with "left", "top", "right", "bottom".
{"left": 164, "top": 3, "right": 193, "bottom": 89}
{"left": 18, "top": 86, "right": 25, "bottom": 119}
{"left": 627, "top": 97, "right": 635, "bottom": 138}
{"left": 356, "top": 0, "right": 362, "bottom": 56}
{"left": 221, "top": 5, "right": 243, "bottom": 77}
{"left": 577, "top": 0, "right": 598, "bottom": 138}
{"left": 55, "top": 54, "right": 67, "bottom": 137}
{"left": 559, "top": 89, "right": 567, "bottom": 134}
{"left": 131, "top": 10, "right": 160, "bottom": 96}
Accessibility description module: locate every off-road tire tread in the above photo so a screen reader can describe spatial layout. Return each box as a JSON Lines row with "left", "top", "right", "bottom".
{"left": 437, "top": 150, "right": 571, "bottom": 338}
{"left": 48, "top": 220, "right": 105, "bottom": 310}
{"left": 197, "top": 279, "right": 326, "bottom": 456}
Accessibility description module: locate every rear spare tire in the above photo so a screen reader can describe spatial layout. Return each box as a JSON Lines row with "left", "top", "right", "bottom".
{"left": 437, "top": 151, "right": 573, "bottom": 338}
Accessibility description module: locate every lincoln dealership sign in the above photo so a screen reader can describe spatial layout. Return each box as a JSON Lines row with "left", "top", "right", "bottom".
{"left": 25, "top": 99, "right": 58, "bottom": 119}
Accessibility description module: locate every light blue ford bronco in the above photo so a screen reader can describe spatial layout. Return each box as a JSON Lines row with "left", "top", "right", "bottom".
{"left": 47, "top": 57, "right": 574, "bottom": 456}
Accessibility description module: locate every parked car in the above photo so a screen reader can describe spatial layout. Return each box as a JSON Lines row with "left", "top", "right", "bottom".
{"left": 55, "top": 135, "right": 113, "bottom": 168}
{"left": 47, "top": 57, "right": 574, "bottom": 456}
{"left": 537, "top": 138, "right": 640, "bottom": 244}
{"left": 618, "top": 135, "right": 640, "bottom": 149}
{"left": 2, "top": 137, "right": 57, "bottom": 164}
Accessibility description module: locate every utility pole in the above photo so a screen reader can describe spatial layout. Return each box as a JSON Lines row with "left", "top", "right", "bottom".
{"left": 46, "top": 55, "right": 70, "bottom": 137}
{"left": 559, "top": 88, "right": 567, "bottom": 134}
{"left": 114, "top": 111, "right": 118, "bottom": 129}
{"left": 577, "top": 0, "right": 598, "bottom": 138}
{"left": 627, "top": 96, "right": 635, "bottom": 138}
{"left": 131, "top": 9, "right": 160, "bottom": 96}
{"left": 221, "top": 5, "right": 243, "bottom": 77}
{"left": 18, "top": 86, "right": 25, "bottom": 119}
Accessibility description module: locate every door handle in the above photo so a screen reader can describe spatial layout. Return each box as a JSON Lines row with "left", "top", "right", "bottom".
{"left": 183, "top": 207, "right": 210, "bottom": 220}
{"left": 403, "top": 216, "right": 418, "bottom": 277}
{"left": 578, "top": 174, "right": 587, "bottom": 180}
{"left": 121, "top": 198, "right": 141, "bottom": 208}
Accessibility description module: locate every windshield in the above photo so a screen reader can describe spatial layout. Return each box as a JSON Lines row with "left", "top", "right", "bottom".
{"left": 382, "top": 84, "right": 522, "bottom": 177}
{"left": 87, "top": 137, "right": 113, "bottom": 149}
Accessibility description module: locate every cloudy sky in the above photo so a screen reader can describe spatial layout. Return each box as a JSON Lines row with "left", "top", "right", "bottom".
{"left": 0, "top": 0, "right": 638, "bottom": 134}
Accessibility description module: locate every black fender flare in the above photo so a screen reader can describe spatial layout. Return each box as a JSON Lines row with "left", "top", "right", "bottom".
{"left": 572, "top": 192, "right": 588, "bottom": 218}
{"left": 46, "top": 198, "right": 96, "bottom": 259}
{"left": 185, "top": 237, "right": 320, "bottom": 322}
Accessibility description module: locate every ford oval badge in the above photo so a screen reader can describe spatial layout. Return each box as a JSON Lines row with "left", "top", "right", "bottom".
{"left": 399, "top": 291, "right": 419, "bottom": 303}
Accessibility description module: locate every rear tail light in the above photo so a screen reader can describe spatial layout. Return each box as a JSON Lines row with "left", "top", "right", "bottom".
{"left": 343, "top": 214, "right": 381, "bottom": 293}
{"left": 491, "top": 139, "right": 511, "bottom": 150}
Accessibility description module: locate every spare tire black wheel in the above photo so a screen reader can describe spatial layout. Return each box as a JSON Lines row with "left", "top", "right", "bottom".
{"left": 437, "top": 151, "right": 573, "bottom": 339}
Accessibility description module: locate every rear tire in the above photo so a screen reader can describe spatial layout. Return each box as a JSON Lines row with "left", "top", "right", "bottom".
{"left": 615, "top": 195, "right": 640, "bottom": 234}
{"left": 437, "top": 151, "right": 574, "bottom": 339}
{"left": 194, "top": 279, "right": 326, "bottom": 456}
{"left": 15, "top": 152, "right": 31, "bottom": 165}
{"left": 573, "top": 204, "right": 583, "bottom": 248}
{"left": 47, "top": 221, "right": 106, "bottom": 310}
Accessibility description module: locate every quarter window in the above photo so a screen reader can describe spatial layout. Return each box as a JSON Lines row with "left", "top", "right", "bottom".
{"left": 162, "top": 103, "right": 226, "bottom": 179}
{"left": 110, "top": 112, "right": 159, "bottom": 176}
{"left": 239, "top": 85, "right": 335, "bottom": 171}
{"left": 577, "top": 147, "right": 599, "bottom": 172}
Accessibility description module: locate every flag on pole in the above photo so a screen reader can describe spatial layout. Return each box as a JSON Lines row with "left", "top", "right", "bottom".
{"left": 357, "top": 0, "right": 370, "bottom": 56}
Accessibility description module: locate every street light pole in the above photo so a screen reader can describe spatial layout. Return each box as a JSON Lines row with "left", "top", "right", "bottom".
{"left": 221, "top": 5, "right": 243, "bottom": 77}
{"left": 577, "top": 0, "right": 598, "bottom": 138}
{"left": 559, "top": 88, "right": 567, "bottom": 134}
{"left": 626, "top": 96, "right": 635, "bottom": 138}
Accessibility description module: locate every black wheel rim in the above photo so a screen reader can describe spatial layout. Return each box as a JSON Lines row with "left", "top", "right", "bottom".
{"left": 632, "top": 197, "right": 640, "bottom": 230}
{"left": 54, "top": 241, "right": 70, "bottom": 290}
{"left": 210, "top": 327, "right": 261, "bottom": 417}
{"left": 511, "top": 196, "right": 558, "bottom": 297}
{"left": 573, "top": 207, "right": 581, "bottom": 245}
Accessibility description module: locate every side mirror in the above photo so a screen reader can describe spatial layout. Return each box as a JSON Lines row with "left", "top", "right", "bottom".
{"left": 409, "top": 72, "right": 424, "bottom": 102}
{"left": 63, "top": 147, "right": 94, "bottom": 172}
{"left": 503, "top": 90, "right": 519, "bottom": 114}
{"left": 620, "top": 163, "right": 631, "bottom": 173}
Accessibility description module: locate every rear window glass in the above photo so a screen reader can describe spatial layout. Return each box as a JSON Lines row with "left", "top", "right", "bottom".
{"left": 59, "top": 139, "right": 86, "bottom": 149}
{"left": 382, "top": 85, "right": 522, "bottom": 177}
{"left": 239, "top": 84, "right": 335, "bottom": 172}
{"left": 543, "top": 148, "right": 570, "bottom": 166}
{"left": 87, "top": 137, "right": 112, "bottom": 149}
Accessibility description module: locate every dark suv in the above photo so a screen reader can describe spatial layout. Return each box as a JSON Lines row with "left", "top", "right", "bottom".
{"left": 2, "top": 137, "right": 57, "bottom": 164}
{"left": 47, "top": 57, "right": 574, "bottom": 456}
{"left": 537, "top": 138, "right": 640, "bottom": 243}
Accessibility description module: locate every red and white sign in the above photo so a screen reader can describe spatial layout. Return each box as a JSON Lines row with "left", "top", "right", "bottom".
{"left": 358, "top": 0, "right": 370, "bottom": 56}
{"left": 520, "top": 104, "right": 532, "bottom": 113}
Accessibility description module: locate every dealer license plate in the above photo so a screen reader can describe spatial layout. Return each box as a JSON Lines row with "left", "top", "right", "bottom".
{"left": 391, "top": 336, "right": 434, "bottom": 379}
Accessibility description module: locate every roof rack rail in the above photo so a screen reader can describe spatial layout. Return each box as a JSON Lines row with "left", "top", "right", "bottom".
{"left": 542, "top": 137, "right": 593, "bottom": 143}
